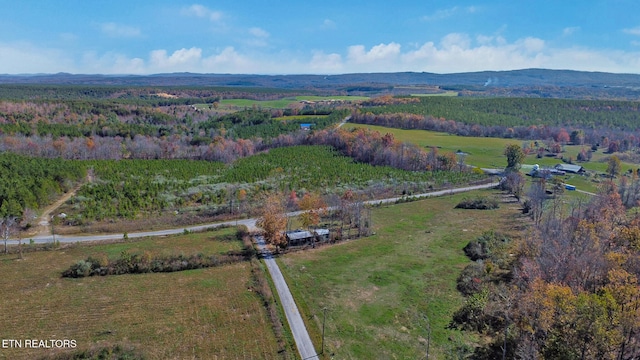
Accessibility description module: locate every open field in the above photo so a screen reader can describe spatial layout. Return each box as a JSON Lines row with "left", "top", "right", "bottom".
{"left": 194, "top": 95, "right": 370, "bottom": 111}
{"left": 279, "top": 189, "right": 527, "bottom": 358}
{"left": 0, "top": 228, "right": 283, "bottom": 360}
{"left": 346, "top": 123, "right": 638, "bottom": 194}
{"left": 344, "top": 123, "right": 518, "bottom": 168}
{"left": 410, "top": 91, "right": 459, "bottom": 97}
{"left": 273, "top": 114, "right": 329, "bottom": 121}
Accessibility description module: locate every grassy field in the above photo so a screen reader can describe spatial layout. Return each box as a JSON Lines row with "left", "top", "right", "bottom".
{"left": 346, "top": 123, "right": 637, "bottom": 194}
{"left": 344, "top": 123, "right": 517, "bottom": 169}
{"left": 0, "top": 228, "right": 284, "bottom": 360}
{"left": 410, "top": 91, "right": 459, "bottom": 97}
{"left": 279, "top": 189, "right": 527, "bottom": 358}
{"left": 195, "top": 95, "right": 370, "bottom": 111}
{"left": 273, "top": 114, "right": 329, "bottom": 121}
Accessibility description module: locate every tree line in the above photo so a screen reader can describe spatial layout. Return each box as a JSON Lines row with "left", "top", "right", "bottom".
{"left": 452, "top": 180, "right": 640, "bottom": 359}
{"left": 351, "top": 109, "right": 640, "bottom": 155}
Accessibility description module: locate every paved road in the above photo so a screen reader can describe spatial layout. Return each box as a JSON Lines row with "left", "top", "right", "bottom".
{"left": 7, "top": 182, "right": 499, "bottom": 245}
{"left": 255, "top": 236, "right": 319, "bottom": 360}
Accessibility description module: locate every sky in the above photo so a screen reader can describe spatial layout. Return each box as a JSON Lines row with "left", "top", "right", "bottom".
{"left": 2, "top": 0, "right": 640, "bottom": 75}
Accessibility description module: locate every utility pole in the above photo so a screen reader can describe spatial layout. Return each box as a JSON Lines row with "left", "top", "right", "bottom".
{"left": 321, "top": 307, "right": 327, "bottom": 355}
{"left": 51, "top": 215, "right": 55, "bottom": 245}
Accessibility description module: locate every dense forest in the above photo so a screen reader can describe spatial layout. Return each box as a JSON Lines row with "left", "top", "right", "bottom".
{"left": 0, "top": 153, "right": 85, "bottom": 218}
{"left": 365, "top": 97, "right": 640, "bottom": 130}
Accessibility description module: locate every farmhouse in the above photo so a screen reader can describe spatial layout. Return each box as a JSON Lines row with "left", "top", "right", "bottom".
{"left": 554, "top": 163, "right": 585, "bottom": 174}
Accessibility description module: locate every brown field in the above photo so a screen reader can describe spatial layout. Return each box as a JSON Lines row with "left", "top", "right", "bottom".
{"left": 0, "top": 229, "right": 282, "bottom": 360}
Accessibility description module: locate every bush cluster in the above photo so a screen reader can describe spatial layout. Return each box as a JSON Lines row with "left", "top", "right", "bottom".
{"left": 62, "top": 250, "right": 245, "bottom": 278}
{"left": 455, "top": 196, "right": 499, "bottom": 210}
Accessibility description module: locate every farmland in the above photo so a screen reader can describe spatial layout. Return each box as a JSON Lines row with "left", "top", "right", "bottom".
{"left": 5, "top": 145, "right": 484, "bottom": 230}
{"left": 344, "top": 123, "right": 517, "bottom": 169}
{"left": 3, "top": 76, "right": 640, "bottom": 359}
{"left": 196, "top": 95, "right": 369, "bottom": 111}
{"left": 344, "top": 123, "right": 639, "bottom": 194}
{"left": 279, "top": 189, "right": 525, "bottom": 358}
{"left": 0, "top": 228, "right": 288, "bottom": 359}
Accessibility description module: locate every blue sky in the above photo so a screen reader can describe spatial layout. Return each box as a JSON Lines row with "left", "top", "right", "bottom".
{"left": 2, "top": 0, "right": 640, "bottom": 75}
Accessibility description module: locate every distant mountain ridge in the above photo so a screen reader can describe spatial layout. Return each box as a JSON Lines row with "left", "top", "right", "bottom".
{"left": 2, "top": 69, "right": 640, "bottom": 89}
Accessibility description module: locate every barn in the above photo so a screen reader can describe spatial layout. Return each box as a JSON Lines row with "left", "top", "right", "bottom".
{"left": 554, "top": 164, "right": 585, "bottom": 174}
{"left": 285, "top": 230, "right": 314, "bottom": 246}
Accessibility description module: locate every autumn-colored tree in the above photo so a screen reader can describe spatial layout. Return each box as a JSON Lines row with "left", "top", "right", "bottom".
{"left": 298, "top": 193, "right": 327, "bottom": 230}
{"left": 437, "top": 152, "right": 457, "bottom": 172}
{"left": 256, "top": 193, "right": 288, "bottom": 252}
{"left": 607, "top": 155, "right": 621, "bottom": 179}
{"left": 555, "top": 128, "right": 570, "bottom": 144}
{"left": 237, "top": 188, "right": 247, "bottom": 214}
{"left": 608, "top": 140, "right": 620, "bottom": 154}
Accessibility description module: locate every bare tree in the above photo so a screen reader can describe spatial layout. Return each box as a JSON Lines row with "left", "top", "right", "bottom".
{"left": 526, "top": 179, "right": 547, "bottom": 225}
{"left": 1, "top": 216, "right": 17, "bottom": 254}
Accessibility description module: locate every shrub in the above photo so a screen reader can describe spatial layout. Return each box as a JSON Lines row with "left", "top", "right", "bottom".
{"left": 463, "top": 231, "right": 510, "bottom": 262}
{"left": 455, "top": 196, "right": 499, "bottom": 210}
{"left": 62, "top": 251, "right": 247, "bottom": 278}
{"left": 456, "top": 262, "right": 487, "bottom": 296}
{"left": 451, "top": 288, "right": 490, "bottom": 332}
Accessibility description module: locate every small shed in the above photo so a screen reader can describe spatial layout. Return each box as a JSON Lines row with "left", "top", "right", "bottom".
{"left": 554, "top": 164, "right": 585, "bottom": 174}
{"left": 300, "top": 123, "right": 312, "bottom": 131}
{"left": 285, "top": 230, "right": 314, "bottom": 246}
{"left": 314, "top": 229, "right": 330, "bottom": 242}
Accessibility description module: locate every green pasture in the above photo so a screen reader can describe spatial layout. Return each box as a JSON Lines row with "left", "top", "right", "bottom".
{"left": 197, "top": 95, "right": 369, "bottom": 111}
{"left": 410, "top": 91, "right": 459, "bottom": 97}
{"left": 344, "top": 123, "right": 517, "bottom": 169}
{"left": 273, "top": 115, "right": 329, "bottom": 121}
{"left": 346, "top": 123, "right": 638, "bottom": 193}
{"left": 280, "top": 189, "right": 527, "bottom": 358}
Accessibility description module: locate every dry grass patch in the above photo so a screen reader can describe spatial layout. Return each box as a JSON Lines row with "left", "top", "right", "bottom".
{"left": 0, "top": 229, "right": 281, "bottom": 359}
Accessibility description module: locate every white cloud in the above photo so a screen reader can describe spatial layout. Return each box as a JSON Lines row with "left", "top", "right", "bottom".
{"left": 59, "top": 32, "right": 78, "bottom": 42}
{"left": 181, "top": 4, "right": 223, "bottom": 22}
{"left": 149, "top": 47, "right": 202, "bottom": 71}
{"left": 81, "top": 51, "right": 145, "bottom": 74}
{"left": 0, "top": 41, "right": 75, "bottom": 74}
{"left": 440, "top": 33, "right": 471, "bottom": 50}
{"left": 321, "top": 19, "right": 337, "bottom": 30}
{"left": 563, "top": 26, "right": 580, "bottom": 36}
{"left": 100, "top": 22, "right": 142, "bottom": 38}
{"left": 249, "top": 27, "right": 269, "bottom": 38}
{"left": 347, "top": 43, "right": 401, "bottom": 65}
{"left": 422, "top": 6, "right": 477, "bottom": 21}
{"left": 309, "top": 51, "right": 343, "bottom": 72}
{"left": 3, "top": 32, "right": 640, "bottom": 75}
{"left": 623, "top": 26, "right": 640, "bottom": 36}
